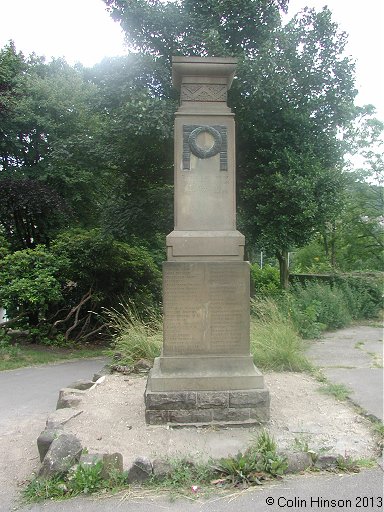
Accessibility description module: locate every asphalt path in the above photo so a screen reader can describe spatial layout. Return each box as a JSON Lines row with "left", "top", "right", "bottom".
{"left": 0, "top": 358, "right": 108, "bottom": 433}
{"left": 0, "top": 327, "right": 382, "bottom": 511}
{"left": 21, "top": 468, "right": 384, "bottom": 512}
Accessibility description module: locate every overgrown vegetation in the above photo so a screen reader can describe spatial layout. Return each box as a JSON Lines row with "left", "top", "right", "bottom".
{"left": 106, "top": 303, "right": 162, "bottom": 367}
{"left": 23, "top": 461, "right": 127, "bottom": 503}
{"left": 250, "top": 299, "right": 312, "bottom": 372}
{"left": 24, "top": 431, "right": 289, "bottom": 503}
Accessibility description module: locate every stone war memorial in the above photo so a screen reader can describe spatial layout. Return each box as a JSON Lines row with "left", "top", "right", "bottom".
{"left": 145, "top": 56, "right": 270, "bottom": 426}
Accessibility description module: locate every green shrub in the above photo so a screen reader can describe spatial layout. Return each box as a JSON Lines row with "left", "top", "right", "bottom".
{"left": 338, "top": 276, "right": 383, "bottom": 320}
{"left": 52, "top": 229, "right": 162, "bottom": 312}
{"left": 284, "top": 282, "right": 352, "bottom": 336}
{"left": 250, "top": 298, "right": 312, "bottom": 371}
{"left": 250, "top": 264, "right": 280, "bottom": 296}
{"left": 0, "top": 246, "right": 69, "bottom": 326}
{"left": 281, "top": 277, "right": 382, "bottom": 338}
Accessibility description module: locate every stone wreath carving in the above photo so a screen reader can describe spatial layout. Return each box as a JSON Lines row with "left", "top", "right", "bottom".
{"left": 183, "top": 124, "right": 228, "bottom": 171}
{"left": 188, "top": 125, "right": 223, "bottom": 159}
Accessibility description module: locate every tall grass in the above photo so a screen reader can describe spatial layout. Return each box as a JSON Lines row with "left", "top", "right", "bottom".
{"left": 106, "top": 303, "right": 162, "bottom": 366}
{"left": 250, "top": 298, "right": 312, "bottom": 372}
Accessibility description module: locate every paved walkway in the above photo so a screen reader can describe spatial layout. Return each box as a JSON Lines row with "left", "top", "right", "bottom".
{"left": 306, "top": 325, "right": 383, "bottom": 421}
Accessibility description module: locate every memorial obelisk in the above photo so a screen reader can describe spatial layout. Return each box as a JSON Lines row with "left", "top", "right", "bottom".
{"left": 145, "top": 57, "right": 270, "bottom": 425}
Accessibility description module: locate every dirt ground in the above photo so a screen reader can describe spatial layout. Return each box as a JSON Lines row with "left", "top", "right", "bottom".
{"left": 63, "top": 372, "right": 379, "bottom": 469}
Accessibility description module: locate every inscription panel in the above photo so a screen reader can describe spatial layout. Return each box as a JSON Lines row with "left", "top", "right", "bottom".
{"left": 163, "top": 262, "right": 250, "bottom": 356}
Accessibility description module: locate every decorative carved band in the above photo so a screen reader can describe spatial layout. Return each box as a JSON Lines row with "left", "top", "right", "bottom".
{"left": 181, "top": 84, "right": 227, "bottom": 102}
{"left": 183, "top": 125, "right": 228, "bottom": 171}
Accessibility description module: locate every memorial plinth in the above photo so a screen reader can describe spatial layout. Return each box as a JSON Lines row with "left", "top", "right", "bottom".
{"left": 145, "top": 57, "right": 270, "bottom": 426}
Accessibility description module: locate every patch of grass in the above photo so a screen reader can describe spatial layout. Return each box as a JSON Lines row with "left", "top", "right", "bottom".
{"left": 106, "top": 303, "right": 162, "bottom": 366}
{"left": 354, "top": 341, "right": 365, "bottom": 349}
{"left": 0, "top": 341, "right": 105, "bottom": 372}
{"left": 371, "top": 421, "right": 384, "bottom": 450}
{"left": 367, "top": 352, "right": 383, "bottom": 369}
{"left": 250, "top": 298, "right": 312, "bottom": 372}
{"left": 212, "top": 430, "right": 288, "bottom": 487}
{"left": 148, "top": 457, "right": 216, "bottom": 497}
{"left": 23, "top": 462, "right": 128, "bottom": 504}
{"left": 335, "top": 456, "right": 376, "bottom": 473}
{"left": 319, "top": 382, "right": 351, "bottom": 401}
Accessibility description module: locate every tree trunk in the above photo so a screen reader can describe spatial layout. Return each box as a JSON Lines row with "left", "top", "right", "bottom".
{"left": 276, "top": 249, "right": 289, "bottom": 290}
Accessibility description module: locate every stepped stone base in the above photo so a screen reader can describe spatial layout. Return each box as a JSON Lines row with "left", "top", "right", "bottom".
{"left": 145, "top": 382, "right": 270, "bottom": 426}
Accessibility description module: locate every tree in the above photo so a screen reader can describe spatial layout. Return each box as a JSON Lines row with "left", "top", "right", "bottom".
{"left": 87, "top": 55, "right": 175, "bottom": 250}
{"left": 103, "top": 1, "right": 357, "bottom": 287}
{"left": 105, "top": 0, "right": 288, "bottom": 61}
{"left": 0, "top": 178, "right": 70, "bottom": 250}
{"left": 0, "top": 44, "right": 113, "bottom": 227}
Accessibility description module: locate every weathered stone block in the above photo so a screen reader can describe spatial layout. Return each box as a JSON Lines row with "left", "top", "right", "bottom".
{"left": 145, "top": 391, "right": 197, "bottom": 410}
{"left": 37, "top": 428, "right": 63, "bottom": 462}
{"left": 196, "top": 391, "right": 229, "bottom": 409}
{"left": 46, "top": 409, "right": 83, "bottom": 429}
{"left": 168, "top": 409, "right": 213, "bottom": 424}
{"left": 229, "top": 389, "right": 269, "bottom": 408}
{"left": 152, "top": 459, "right": 173, "bottom": 478}
{"left": 56, "top": 388, "right": 86, "bottom": 410}
{"left": 249, "top": 406, "right": 270, "bottom": 423}
{"left": 127, "top": 456, "right": 153, "bottom": 483}
{"left": 67, "top": 379, "right": 95, "bottom": 391}
{"left": 284, "top": 452, "right": 313, "bottom": 473}
{"left": 102, "top": 453, "right": 124, "bottom": 479}
{"left": 39, "top": 434, "right": 82, "bottom": 478}
{"left": 145, "top": 410, "right": 169, "bottom": 425}
{"left": 212, "top": 408, "right": 251, "bottom": 422}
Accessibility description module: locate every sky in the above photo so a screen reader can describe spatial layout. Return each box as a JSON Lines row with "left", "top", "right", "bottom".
{"left": 0, "top": 0, "right": 383, "bottom": 121}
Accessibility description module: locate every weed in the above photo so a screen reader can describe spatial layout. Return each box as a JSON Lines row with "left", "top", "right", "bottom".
{"left": 335, "top": 456, "right": 376, "bottom": 473}
{"left": 213, "top": 430, "right": 287, "bottom": 487}
{"left": 148, "top": 457, "right": 216, "bottom": 496}
{"left": 319, "top": 383, "right": 351, "bottom": 401}
{"left": 23, "top": 461, "right": 129, "bottom": 504}
{"left": 354, "top": 341, "right": 364, "bottom": 349}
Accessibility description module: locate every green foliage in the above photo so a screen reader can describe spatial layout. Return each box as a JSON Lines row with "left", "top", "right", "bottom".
{"left": 104, "top": 0, "right": 287, "bottom": 60}
{"left": 52, "top": 229, "right": 162, "bottom": 312}
{"left": 23, "top": 461, "right": 128, "bottom": 503}
{"left": 214, "top": 431, "right": 287, "bottom": 486}
{"left": 319, "top": 382, "right": 351, "bottom": 401}
{"left": 150, "top": 458, "right": 216, "bottom": 493}
{"left": 285, "top": 282, "right": 352, "bottom": 336}
{"left": 291, "top": 241, "right": 333, "bottom": 273}
{"left": 282, "top": 278, "right": 383, "bottom": 338}
{"left": 250, "top": 264, "right": 281, "bottom": 296}
{"left": 250, "top": 298, "right": 312, "bottom": 372}
{"left": 0, "top": 178, "right": 70, "bottom": 250}
{"left": 106, "top": 302, "right": 162, "bottom": 366}
{"left": 0, "top": 245, "right": 68, "bottom": 322}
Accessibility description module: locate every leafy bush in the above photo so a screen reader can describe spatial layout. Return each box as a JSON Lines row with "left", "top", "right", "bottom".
{"left": 281, "top": 277, "right": 383, "bottom": 338}
{"left": 52, "top": 229, "right": 162, "bottom": 312}
{"left": 0, "top": 246, "right": 69, "bottom": 326}
{"left": 250, "top": 298, "right": 312, "bottom": 371}
{"left": 286, "top": 282, "right": 352, "bottom": 335}
{"left": 338, "top": 275, "right": 383, "bottom": 319}
{"left": 250, "top": 264, "right": 280, "bottom": 296}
